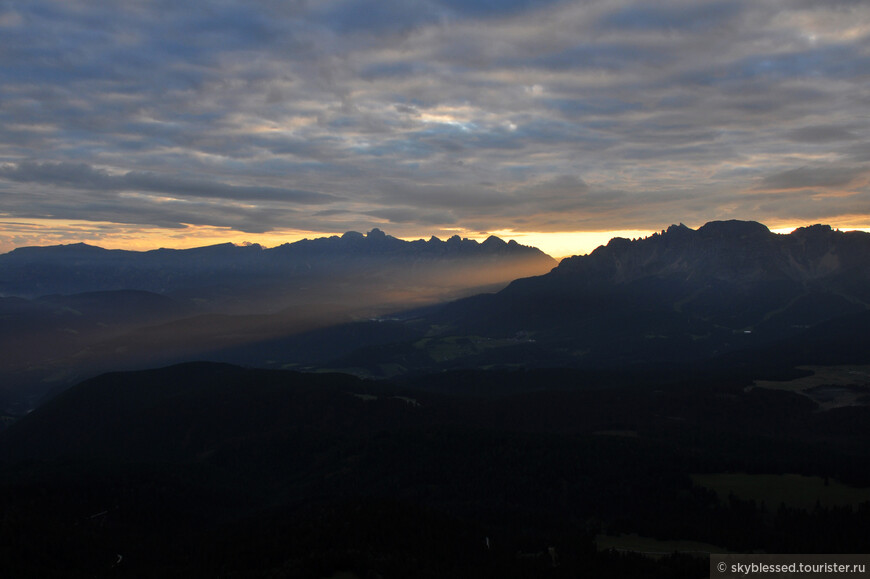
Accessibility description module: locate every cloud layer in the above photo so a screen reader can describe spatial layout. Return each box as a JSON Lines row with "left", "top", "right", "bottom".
{"left": 1, "top": 0, "right": 869, "bottom": 245}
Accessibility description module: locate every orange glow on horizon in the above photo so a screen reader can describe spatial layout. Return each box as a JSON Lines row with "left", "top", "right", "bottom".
{"left": 476, "top": 229, "right": 657, "bottom": 259}
{"left": 2, "top": 217, "right": 870, "bottom": 260}
{"left": 0, "top": 219, "right": 340, "bottom": 254}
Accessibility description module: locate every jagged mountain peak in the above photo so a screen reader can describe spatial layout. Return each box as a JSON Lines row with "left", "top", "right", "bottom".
{"left": 665, "top": 222, "right": 691, "bottom": 234}
{"left": 791, "top": 223, "right": 834, "bottom": 238}
{"left": 548, "top": 220, "right": 865, "bottom": 286}
{"left": 481, "top": 235, "right": 507, "bottom": 247}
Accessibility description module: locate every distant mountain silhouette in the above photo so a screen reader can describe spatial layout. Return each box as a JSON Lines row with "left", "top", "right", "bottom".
{"left": 0, "top": 229, "right": 555, "bottom": 299}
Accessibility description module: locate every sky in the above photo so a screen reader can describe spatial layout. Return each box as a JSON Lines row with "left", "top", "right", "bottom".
{"left": 1, "top": 0, "right": 869, "bottom": 258}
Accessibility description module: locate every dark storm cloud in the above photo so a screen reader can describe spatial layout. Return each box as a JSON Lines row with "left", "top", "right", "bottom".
{"left": 786, "top": 125, "right": 860, "bottom": 143}
{"left": 312, "top": 0, "right": 443, "bottom": 34}
{"left": 759, "top": 166, "right": 866, "bottom": 190}
{"left": 0, "top": 162, "right": 338, "bottom": 204}
{"left": 731, "top": 45, "right": 870, "bottom": 82}
{"left": 365, "top": 207, "right": 457, "bottom": 226}
{"left": 601, "top": 2, "right": 742, "bottom": 32}
{"left": 527, "top": 43, "right": 670, "bottom": 72}
{"left": 1, "top": 0, "right": 869, "bottom": 241}
{"left": 435, "top": 0, "right": 566, "bottom": 18}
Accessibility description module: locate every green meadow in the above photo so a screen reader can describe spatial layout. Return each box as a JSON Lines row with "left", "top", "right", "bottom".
{"left": 596, "top": 533, "right": 729, "bottom": 556}
{"left": 692, "top": 473, "right": 870, "bottom": 510}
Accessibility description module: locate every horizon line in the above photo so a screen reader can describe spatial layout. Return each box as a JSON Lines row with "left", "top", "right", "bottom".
{"left": 2, "top": 218, "right": 870, "bottom": 260}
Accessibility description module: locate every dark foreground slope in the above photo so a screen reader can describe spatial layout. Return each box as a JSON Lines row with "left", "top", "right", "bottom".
{"left": 2, "top": 362, "right": 870, "bottom": 577}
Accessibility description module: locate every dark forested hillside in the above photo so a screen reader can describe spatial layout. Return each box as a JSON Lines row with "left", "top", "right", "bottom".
{"left": 1, "top": 362, "right": 869, "bottom": 577}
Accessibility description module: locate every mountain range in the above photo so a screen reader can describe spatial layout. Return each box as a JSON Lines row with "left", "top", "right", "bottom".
{"left": 0, "top": 228, "right": 554, "bottom": 303}
{"left": 2, "top": 219, "right": 870, "bottom": 576}
{"left": 0, "top": 230, "right": 555, "bottom": 412}
{"left": 214, "top": 220, "right": 870, "bottom": 376}
{"left": 3, "top": 219, "right": 870, "bottom": 412}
